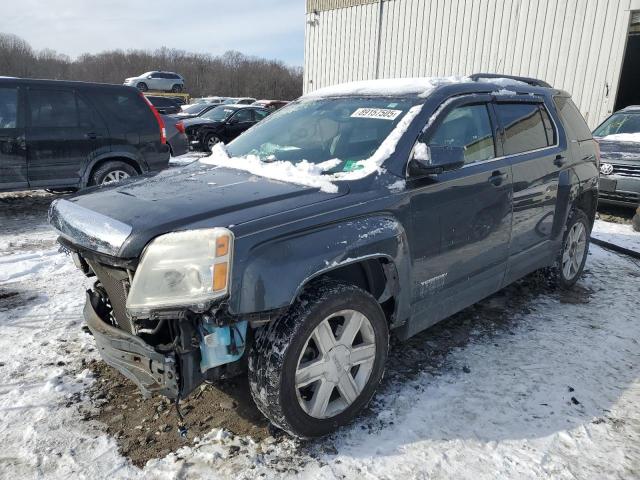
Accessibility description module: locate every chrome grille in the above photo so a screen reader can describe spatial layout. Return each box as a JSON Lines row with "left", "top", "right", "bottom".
{"left": 611, "top": 163, "right": 640, "bottom": 177}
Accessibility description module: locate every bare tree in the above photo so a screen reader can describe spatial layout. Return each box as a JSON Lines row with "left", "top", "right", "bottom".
{"left": 0, "top": 33, "right": 303, "bottom": 99}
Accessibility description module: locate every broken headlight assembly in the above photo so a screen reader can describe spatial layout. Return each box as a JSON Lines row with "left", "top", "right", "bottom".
{"left": 126, "top": 228, "right": 233, "bottom": 316}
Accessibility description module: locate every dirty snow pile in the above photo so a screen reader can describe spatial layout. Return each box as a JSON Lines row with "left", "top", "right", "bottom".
{"left": 593, "top": 218, "right": 640, "bottom": 252}
{"left": 1, "top": 191, "right": 639, "bottom": 479}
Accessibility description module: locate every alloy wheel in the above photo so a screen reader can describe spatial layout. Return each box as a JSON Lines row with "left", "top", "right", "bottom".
{"left": 562, "top": 221, "right": 587, "bottom": 280}
{"left": 295, "top": 309, "right": 376, "bottom": 419}
{"left": 101, "top": 170, "right": 130, "bottom": 185}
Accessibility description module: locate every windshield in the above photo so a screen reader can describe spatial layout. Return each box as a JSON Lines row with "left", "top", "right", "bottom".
{"left": 225, "top": 97, "right": 420, "bottom": 173}
{"left": 181, "top": 104, "right": 208, "bottom": 115}
{"left": 202, "top": 106, "right": 236, "bottom": 121}
{"left": 593, "top": 113, "right": 640, "bottom": 137}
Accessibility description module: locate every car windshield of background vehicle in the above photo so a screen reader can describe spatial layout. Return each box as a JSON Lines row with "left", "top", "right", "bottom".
{"left": 182, "top": 104, "right": 208, "bottom": 115}
{"left": 203, "top": 107, "right": 236, "bottom": 121}
{"left": 225, "top": 97, "right": 420, "bottom": 173}
{"left": 593, "top": 113, "right": 640, "bottom": 136}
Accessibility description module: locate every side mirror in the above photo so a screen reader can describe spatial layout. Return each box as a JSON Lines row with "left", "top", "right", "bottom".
{"left": 227, "top": 117, "right": 239, "bottom": 125}
{"left": 409, "top": 144, "right": 465, "bottom": 176}
{"left": 147, "top": 75, "right": 153, "bottom": 79}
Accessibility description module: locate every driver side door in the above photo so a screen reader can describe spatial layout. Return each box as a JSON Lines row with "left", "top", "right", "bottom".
{"left": 405, "top": 97, "right": 513, "bottom": 337}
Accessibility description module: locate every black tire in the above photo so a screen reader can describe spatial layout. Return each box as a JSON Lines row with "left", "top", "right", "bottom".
{"left": 550, "top": 208, "right": 590, "bottom": 289}
{"left": 202, "top": 133, "right": 221, "bottom": 152}
{"left": 90, "top": 161, "right": 138, "bottom": 186}
{"left": 171, "top": 84, "right": 183, "bottom": 93}
{"left": 248, "top": 279, "right": 389, "bottom": 438}
{"left": 633, "top": 207, "right": 640, "bottom": 233}
{"left": 136, "top": 82, "right": 148, "bottom": 92}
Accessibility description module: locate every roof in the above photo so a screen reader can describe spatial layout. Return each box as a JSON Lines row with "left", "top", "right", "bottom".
{"left": 0, "top": 77, "right": 132, "bottom": 90}
{"left": 302, "top": 75, "right": 554, "bottom": 99}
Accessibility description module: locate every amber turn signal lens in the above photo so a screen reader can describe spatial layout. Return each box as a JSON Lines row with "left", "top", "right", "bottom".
{"left": 213, "top": 262, "right": 228, "bottom": 291}
{"left": 215, "top": 235, "right": 229, "bottom": 257}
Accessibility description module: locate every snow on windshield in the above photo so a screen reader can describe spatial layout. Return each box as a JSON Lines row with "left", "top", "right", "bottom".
{"left": 200, "top": 104, "right": 424, "bottom": 192}
{"left": 601, "top": 133, "right": 640, "bottom": 143}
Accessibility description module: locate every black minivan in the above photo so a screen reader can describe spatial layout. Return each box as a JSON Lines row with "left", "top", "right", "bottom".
{"left": 0, "top": 78, "right": 170, "bottom": 192}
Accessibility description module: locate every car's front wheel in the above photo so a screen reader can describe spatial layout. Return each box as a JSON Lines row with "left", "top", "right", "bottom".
{"left": 248, "top": 279, "right": 389, "bottom": 438}
{"left": 203, "top": 133, "right": 221, "bottom": 152}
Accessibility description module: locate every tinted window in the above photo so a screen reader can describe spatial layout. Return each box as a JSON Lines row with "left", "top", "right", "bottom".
{"left": 539, "top": 106, "right": 557, "bottom": 145}
{"left": 232, "top": 109, "right": 253, "bottom": 123}
{"left": 427, "top": 104, "right": 496, "bottom": 164}
{"left": 495, "top": 103, "right": 549, "bottom": 155}
{"left": 149, "top": 73, "right": 162, "bottom": 78}
{"left": 254, "top": 109, "right": 269, "bottom": 120}
{"left": 0, "top": 87, "right": 18, "bottom": 129}
{"left": 149, "top": 97, "right": 172, "bottom": 107}
{"left": 29, "top": 89, "right": 77, "bottom": 128}
{"left": 554, "top": 96, "right": 592, "bottom": 141}
{"left": 89, "top": 90, "right": 154, "bottom": 130}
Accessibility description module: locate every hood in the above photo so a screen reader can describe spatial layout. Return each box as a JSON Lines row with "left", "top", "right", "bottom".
{"left": 49, "top": 163, "right": 347, "bottom": 258}
{"left": 596, "top": 138, "right": 640, "bottom": 162}
{"left": 182, "top": 117, "right": 222, "bottom": 128}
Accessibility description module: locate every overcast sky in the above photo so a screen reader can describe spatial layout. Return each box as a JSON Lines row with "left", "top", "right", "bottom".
{"left": 1, "top": 0, "right": 305, "bottom": 65}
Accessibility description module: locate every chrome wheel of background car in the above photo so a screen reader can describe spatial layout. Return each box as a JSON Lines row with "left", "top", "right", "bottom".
{"left": 207, "top": 136, "right": 221, "bottom": 151}
{"left": 101, "top": 170, "right": 131, "bottom": 185}
{"left": 562, "top": 221, "right": 587, "bottom": 280}
{"left": 295, "top": 309, "right": 376, "bottom": 419}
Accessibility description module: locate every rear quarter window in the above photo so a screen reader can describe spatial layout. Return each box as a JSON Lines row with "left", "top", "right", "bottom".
{"left": 554, "top": 96, "right": 592, "bottom": 141}
{"left": 88, "top": 89, "right": 155, "bottom": 132}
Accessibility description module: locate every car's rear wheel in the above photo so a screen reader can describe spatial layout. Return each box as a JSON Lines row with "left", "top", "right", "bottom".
{"left": 91, "top": 161, "right": 138, "bottom": 186}
{"left": 248, "top": 279, "right": 389, "bottom": 438}
{"left": 203, "top": 133, "right": 221, "bottom": 152}
{"left": 551, "top": 208, "right": 590, "bottom": 288}
{"left": 136, "top": 82, "right": 148, "bottom": 92}
{"left": 171, "top": 84, "right": 183, "bottom": 93}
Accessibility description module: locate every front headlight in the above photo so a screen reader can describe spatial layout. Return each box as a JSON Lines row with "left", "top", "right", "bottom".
{"left": 126, "top": 228, "right": 233, "bottom": 316}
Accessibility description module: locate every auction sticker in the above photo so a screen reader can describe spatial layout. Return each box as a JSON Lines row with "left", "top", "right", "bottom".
{"left": 351, "top": 108, "right": 402, "bottom": 120}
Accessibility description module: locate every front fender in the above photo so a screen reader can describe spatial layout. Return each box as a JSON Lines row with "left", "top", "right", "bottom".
{"left": 230, "top": 216, "right": 411, "bottom": 323}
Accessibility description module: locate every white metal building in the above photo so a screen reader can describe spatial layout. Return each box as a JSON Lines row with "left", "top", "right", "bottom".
{"left": 304, "top": 0, "right": 640, "bottom": 128}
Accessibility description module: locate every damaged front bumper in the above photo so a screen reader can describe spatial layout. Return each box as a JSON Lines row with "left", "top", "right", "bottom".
{"left": 84, "top": 291, "right": 179, "bottom": 398}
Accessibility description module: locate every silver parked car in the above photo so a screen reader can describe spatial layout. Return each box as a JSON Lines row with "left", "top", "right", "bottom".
{"left": 124, "top": 71, "right": 185, "bottom": 93}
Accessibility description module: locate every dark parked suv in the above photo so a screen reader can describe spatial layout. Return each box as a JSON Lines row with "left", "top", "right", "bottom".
{"left": 0, "top": 78, "right": 170, "bottom": 192}
{"left": 49, "top": 74, "right": 599, "bottom": 438}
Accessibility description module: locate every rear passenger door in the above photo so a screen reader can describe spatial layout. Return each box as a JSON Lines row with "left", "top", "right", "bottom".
{"left": 494, "top": 98, "right": 565, "bottom": 283}
{"left": 26, "top": 87, "right": 103, "bottom": 188}
{"left": 0, "top": 85, "right": 27, "bottom": 190}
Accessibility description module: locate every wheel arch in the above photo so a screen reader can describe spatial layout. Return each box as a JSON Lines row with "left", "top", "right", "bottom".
{"left": 82, "top": 155, "right": 144, "bottom": 187}
{"left": 230, "top": 216, "right": 411, "bottom": 330}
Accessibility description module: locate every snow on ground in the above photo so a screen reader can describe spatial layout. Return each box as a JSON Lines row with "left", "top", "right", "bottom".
{"left": 0, "top": 191, "right": 639, "bottom": 479}
{"left": 593, "top": 218, "right": 640, "bottom": 252}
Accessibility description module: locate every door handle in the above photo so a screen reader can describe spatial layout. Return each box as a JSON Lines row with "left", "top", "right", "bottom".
{"left": 488, "top": 170, "right": 506, "bottom": 186}
{"left": 554, "top": 155, "right": 566, "bottom": 167}
{"left": 84, "top": 132, "right": 100, "bottom": 139}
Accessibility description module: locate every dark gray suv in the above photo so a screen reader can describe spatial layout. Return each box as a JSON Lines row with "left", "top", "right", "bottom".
{"left": 0, "top": 78, "right": 170, "bottom": 192}
{"left": 49, "top": 74, "right": 599, "bottom": 438}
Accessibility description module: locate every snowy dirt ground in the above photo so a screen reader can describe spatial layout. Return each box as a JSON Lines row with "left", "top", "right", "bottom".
{"left": 0, "top": 188, "right": 639, "bottom": 479}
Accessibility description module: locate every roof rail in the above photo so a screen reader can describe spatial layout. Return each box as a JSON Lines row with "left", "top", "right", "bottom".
{"left": 470, "top": 73, "right": 552, "bottom": 88}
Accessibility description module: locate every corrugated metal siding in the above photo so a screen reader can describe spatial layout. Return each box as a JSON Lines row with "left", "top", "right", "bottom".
{"left": 304, "top": 0, "right": 636, "bottom": 127}
{"left": 306, "top": 0, "right": 379, "bottom": 13}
